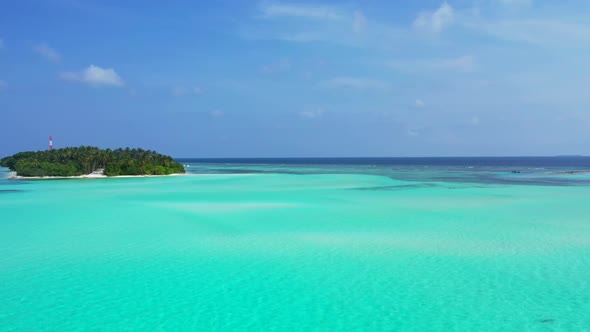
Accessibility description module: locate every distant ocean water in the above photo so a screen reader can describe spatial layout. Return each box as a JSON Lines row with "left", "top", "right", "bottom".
{"left": 1, "top": 157, "right": 590, "bottom": 331}
{"left": 178, "top": 156, "right": 590, "bottom": 186}
{"left": 179, "top": 156, "right": 590, "bottom": 168}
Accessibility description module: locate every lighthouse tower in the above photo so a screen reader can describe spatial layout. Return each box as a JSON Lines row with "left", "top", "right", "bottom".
{"left": 49, "top": 136, "right": 53, "bottom": 151}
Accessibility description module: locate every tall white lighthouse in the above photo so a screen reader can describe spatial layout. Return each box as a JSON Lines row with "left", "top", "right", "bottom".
{"left": 49, "top": 136, "right": 53, "bottom": 151}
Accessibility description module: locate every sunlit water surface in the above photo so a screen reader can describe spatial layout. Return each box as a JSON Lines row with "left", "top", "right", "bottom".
{"left": 1, "top": 159, "right": 590, "bottom": 331}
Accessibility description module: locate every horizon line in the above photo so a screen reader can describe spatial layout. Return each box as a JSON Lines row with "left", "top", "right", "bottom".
{"left": 174, "top": 155, "right": 589, "bottom": 159}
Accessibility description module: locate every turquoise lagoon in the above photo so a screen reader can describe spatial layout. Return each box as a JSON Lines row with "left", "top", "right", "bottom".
{"left": 1, "top": 162, "right": 590, "bottom": 331}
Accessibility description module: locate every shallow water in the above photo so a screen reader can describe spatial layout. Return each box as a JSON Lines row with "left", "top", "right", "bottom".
{"left": 1, "top": 161, "right": 590, "bottom": 331}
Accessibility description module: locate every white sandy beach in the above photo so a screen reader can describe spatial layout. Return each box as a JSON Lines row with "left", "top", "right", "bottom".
{"left": 9, "top": 168, "right": 186, "bottom": 180}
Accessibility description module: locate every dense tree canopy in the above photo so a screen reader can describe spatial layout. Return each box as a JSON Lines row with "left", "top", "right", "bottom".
{"left": 0, "top": 147, "right": 185, "bottom": 177}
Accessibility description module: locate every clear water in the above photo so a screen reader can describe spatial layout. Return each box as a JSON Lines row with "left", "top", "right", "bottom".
{"left": 1, "top": 159, "right": 590, "bottom": 331}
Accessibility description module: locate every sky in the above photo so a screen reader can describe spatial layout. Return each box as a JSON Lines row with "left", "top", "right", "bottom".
{"left": 1, "top": 0, "right": 590, "bottom": 157}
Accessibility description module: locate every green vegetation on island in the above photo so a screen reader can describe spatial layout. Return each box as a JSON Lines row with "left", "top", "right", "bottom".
{"left": 0, "top": 146, "right": 185, "bottom": 177}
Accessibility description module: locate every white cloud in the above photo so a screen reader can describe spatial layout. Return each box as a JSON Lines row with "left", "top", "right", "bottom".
{"left": 353, "top": 10, "right": 367, "bottom": 33}
{"left": 496, "top": 0, "right": 533, "bottom": 10}
{"left": 300, "top": 108, "right": 324, "bottom": 119}
{"left": 437, "top": 55, "right": 475, "bottom": 71}
{"left": 414, "top": 2, "right": 454, "bottom": 33}
{"left": 243, "top": 3, "right": 406, "bottom": 48}
{"left": 174, "top": 86, "right": 203, "bottom": 96}
{"left": 473, "top": 19, "right": 590, "bottom": 46}
{"left": 61, "top": 65, "right": 124, "bottom": 87}
{"left": 269, "top": 32, "right": 323, "bottom": 43}
{"left": 260, "top": 3, "right": 340, "bottom": 20}
{"left": 0, "top": 80, "right": 6, "bottom": 91}
{"left": 301, "top": 71, "right": 314, "bottom": 80}
{"left": 415, "top": 99, "right": 425, "bottom": 108}
{"left": 174, "top": 87, "right": 187, "bottom": 96}
{"left": 388, "top": 55, "right": 476, "bottom": 72}
{"left": 210, "top": 110, "right": 224, "bottom": 118}
{"left": 260, "top": 59, "right": 292, "bottom": 73}
{"left": 33, "top": 43, "right": 61, "bottom": 62}
{"left": 320, "top": 77, "right": 390, "bottom": 90}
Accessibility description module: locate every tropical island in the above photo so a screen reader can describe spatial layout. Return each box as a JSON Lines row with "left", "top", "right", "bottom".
{"left": 0, "top": 146, "right": 185, "bottom": 178}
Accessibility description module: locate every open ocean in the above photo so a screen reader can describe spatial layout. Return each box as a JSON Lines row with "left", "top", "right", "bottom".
{"left": 2, "top": 157, "right": 590, "bottom": 331}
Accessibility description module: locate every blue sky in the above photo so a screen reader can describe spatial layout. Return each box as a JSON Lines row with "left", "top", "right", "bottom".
{"left": 1, "top": 0, "right": 589, "bottom": 157}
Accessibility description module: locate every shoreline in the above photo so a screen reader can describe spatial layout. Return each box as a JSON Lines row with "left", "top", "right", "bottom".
{"left": 9, "top": 172, "right": 187, "bottom": 180}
